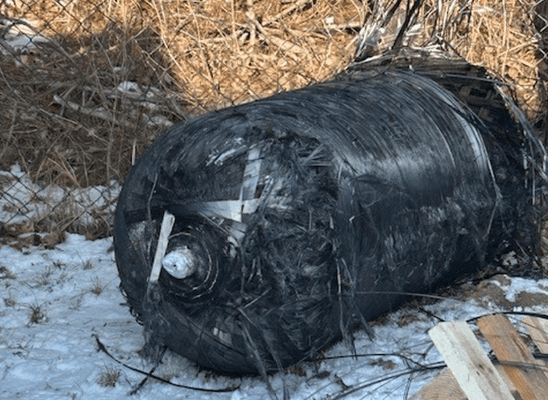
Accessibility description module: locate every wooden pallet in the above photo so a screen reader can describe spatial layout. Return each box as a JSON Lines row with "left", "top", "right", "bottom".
{"left": 412, "top": 314, "right": 548, "bottom": 400}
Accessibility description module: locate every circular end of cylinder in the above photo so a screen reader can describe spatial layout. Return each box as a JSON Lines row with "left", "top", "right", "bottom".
{"left": 158, "top": 227, "right": 226, "bottom": 303}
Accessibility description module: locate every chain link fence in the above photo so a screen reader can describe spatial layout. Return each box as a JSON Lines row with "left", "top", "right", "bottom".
{"left": 0, "top": 0, "right": 546, "bottom": 247}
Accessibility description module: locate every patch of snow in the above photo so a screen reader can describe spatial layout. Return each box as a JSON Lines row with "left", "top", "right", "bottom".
{"left": 502, "top": 277, "right": 548, "bottom": 303}
{"left": 0, "top": 18, "right": 52, "bottom": 54}
{"left": 0, "top": 164, "right": 120, "bottom": 227}
{"left": 146, "top": 114, "right": 173, "bottom": 128}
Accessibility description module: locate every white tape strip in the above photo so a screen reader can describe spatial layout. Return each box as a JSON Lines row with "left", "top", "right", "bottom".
{"left": 149, "top": 210, "right": 176, "bottom": 284}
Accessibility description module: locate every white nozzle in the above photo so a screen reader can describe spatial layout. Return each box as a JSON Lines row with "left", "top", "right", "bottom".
{"left": 162, "top": 247, "right": 197, "bottom": 279}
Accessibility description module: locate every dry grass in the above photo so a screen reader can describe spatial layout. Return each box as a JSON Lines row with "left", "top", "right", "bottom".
{"left": 460, "top": 0, "right": 544, "bottom": 118}
{"left": 97, "top": 365, "right": 121, "bottom": 387}
{"left": 0, "top": 0, "right": 371, "bottom": 187}
{"left": 27, "top": 303, "right": 46, "bottom": 324}
{"left": 0, "top": 0, "right": 546, "bottom": 240}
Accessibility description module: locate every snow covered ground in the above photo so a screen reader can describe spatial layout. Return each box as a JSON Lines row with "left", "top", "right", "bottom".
{"left": 2, "top": 167, "right": 548, "bottom": 399}
{"left": 2, "top": 232, "right": 548, "bottom": 400}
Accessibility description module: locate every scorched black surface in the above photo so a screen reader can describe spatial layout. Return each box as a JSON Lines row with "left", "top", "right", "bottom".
{"left": 114, "top": 66, "right": 541, "bottom": 375}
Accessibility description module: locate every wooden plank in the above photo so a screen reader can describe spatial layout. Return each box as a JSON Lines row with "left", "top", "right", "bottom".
{"left": 412, "top": 363, "right": 524, "bottom": 400}
{"left": 428, "top": 320, "right": 514, "bottom": 400}
{"left": 410, "top": 369, "right": 467, "bottom": 400}
{"left": 523, "top": 316, "right": 548, "bottom": 354}
{"left": 477, "top": 314, "right": 548, "bottom": 400}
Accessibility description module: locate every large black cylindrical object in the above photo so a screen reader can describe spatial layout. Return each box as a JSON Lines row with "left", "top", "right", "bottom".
{"left": 114, "top": 66, "right": 540, "bottom": 374}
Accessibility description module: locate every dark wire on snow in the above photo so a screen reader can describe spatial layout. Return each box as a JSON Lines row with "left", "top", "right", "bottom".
{"left": 92, "top": 334, "right": 240, "bottom": 394}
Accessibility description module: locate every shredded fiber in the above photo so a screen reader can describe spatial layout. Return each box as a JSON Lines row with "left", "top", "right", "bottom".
{"left": 114, "top": 55, "right": 546, "bottom": 374}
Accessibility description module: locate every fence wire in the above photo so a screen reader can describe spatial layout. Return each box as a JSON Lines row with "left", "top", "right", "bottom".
{"left": 0, "top": 0, "right": 363, "bottom": 244}
{"left": 0, "top": 0, "right": 546, "bottom": 247}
